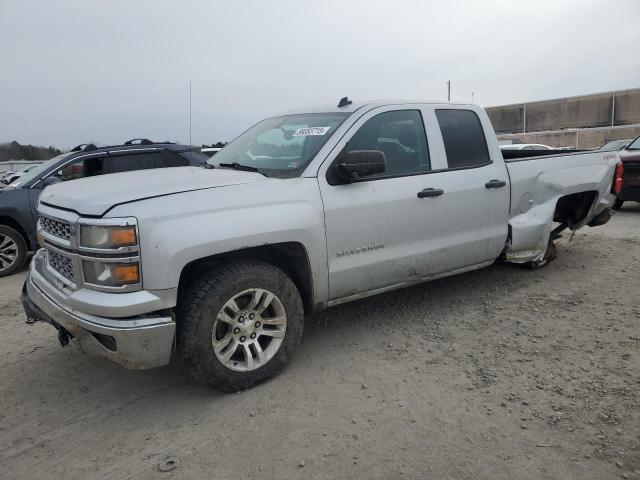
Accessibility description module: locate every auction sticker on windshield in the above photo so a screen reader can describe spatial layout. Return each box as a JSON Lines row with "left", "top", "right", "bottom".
{"left": 293, "top": 127, "right": 330, "bottom": 136}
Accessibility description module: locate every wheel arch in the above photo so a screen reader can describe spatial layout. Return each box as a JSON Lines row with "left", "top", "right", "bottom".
{"left": 177, "top": 242, "right": 316, "bottom": 315}
{"left": 552, "top": 190, "right": 599, "bottom": 228}
{"left": 506, "top": 189, "right": 599, "bottom": 264}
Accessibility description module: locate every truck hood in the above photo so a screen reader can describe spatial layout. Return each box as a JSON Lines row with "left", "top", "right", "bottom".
{"left": 39, "top": 167, "right": 268, "bottom": 216}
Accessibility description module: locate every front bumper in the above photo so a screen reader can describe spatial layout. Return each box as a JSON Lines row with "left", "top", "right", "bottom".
{"left": 22, "top": 253, "right": 175, "bottom": 369}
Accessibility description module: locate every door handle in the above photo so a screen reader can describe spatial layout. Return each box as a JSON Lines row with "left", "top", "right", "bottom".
{"left": 417, "top": 188, "right": 444, "bottom": 198}
{"left": 485, "top": 179, "right": 507, "bottom": 189}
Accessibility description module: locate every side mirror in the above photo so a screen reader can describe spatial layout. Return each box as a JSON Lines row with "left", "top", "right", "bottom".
{"left": 42, "top": 176, "right": 61, "bottom": 186}
{"left": 334, "top": 150, "right": 386, "bottom": 183}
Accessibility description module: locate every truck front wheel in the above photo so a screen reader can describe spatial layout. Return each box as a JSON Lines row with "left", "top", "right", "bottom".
{"left": 178, "top": 260, "right": 304, "bottom": 392}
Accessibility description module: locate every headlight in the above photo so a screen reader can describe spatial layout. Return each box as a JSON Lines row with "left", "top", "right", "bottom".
{"left": 83, "top": 260, "right": 140, "bottom": 287}
{"left": 80, "top": 225, "right": 137, "bottom": 249}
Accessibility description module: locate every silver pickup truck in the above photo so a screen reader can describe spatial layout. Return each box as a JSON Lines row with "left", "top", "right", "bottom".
{"left": 22, "top": 99, "right": 622, "bottom": 391}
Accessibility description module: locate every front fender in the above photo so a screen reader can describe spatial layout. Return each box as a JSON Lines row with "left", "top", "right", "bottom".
{"left": 108, "top": 178, "right": 328, "bottom": 306}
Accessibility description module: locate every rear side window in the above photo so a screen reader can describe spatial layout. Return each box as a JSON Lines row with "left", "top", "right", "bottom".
{"left": 104, "top": 153, "right": 157, "bottom": 173}
{"left": 435, "top": 109, "right": 490, "bottom": 169}
{"left": 156, "top": 150, "right": 190, "bottom": 168}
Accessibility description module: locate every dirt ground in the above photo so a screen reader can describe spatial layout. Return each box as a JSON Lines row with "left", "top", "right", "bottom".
{"left": 1, "top": 206, "right": 639, "bottom": 480}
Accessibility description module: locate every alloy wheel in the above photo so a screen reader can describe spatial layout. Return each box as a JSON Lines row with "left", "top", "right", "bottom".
{"left": 212, "top": 288, "right": 287, "bottom": 372}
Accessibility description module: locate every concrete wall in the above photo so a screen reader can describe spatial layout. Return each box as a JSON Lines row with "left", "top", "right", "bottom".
{"left": 497, "top": 124, "right": 640, "bottom": 149}
{"left": 486, "top": 88, "right": 640, "bottom": 134}
{"left": 614, "top": 89, "right": 640, "bottom": 125}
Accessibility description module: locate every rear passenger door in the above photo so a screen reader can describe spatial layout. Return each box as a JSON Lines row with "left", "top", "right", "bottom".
{"left": 425, "top": 107, "right": 510, "bottom": 268}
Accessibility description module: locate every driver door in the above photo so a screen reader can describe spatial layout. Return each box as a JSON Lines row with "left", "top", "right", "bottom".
{"left": 318, "top": 106, "right": 451, "bottom": 301}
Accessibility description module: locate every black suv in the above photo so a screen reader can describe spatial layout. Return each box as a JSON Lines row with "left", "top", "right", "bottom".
{"left": 0, "top": 139, "right": 208, "bottom": 276}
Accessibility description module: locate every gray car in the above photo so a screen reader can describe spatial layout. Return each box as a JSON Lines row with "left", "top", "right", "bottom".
{"left": 0, "top": 140, "right": 207, "bottom": 277}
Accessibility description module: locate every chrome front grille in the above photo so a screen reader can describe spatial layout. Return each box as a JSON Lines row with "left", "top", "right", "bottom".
{"left": 47, "top": 250, "right": 75, "bottom": 282}
{"left": 40, "top": 216, "right": 71, "bottom": 241}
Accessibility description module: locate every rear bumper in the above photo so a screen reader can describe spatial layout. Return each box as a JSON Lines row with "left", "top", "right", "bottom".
{"left": 22, "top": 258, "right": 175, "bottom": 370}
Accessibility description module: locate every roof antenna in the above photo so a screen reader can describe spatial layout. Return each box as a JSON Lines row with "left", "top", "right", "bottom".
{"left": 338, "top": 96, "right": 352, "bottom": 108}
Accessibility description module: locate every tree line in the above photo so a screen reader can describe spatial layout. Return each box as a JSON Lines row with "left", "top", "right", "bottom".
{"left": 0, "top": 141, "right": 62, "bottom": 162}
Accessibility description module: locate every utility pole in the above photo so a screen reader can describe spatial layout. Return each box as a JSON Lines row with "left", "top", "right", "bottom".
{"left": 472, "top": 92, "right": 475, "bottom": 103}
{"left": 446, "top": 80, "right": 451, "bottom": 101}
{"left": 611, "top": 91, "right": 616, "bottom": 126}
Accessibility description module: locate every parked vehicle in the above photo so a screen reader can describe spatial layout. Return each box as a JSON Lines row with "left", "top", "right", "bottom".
{"left": 22, "top": 99, "right": 620, "bottom": 391}
{"left": 1, "top": 164, "right": 39, "bottom": 186}
{"left": 0, "top": 140, "right": 208, "bottom": 276}
{"left": 500, "top": 143, "right": 553, "bottom": 150}
{"left": 201, "top": 142, "right": 227, "bottom": 157}
{"left": 601, "top": 139, "right": 632, "bottom": 151}
{"left": 612, "top": 135, "right": 640, "bottom": 209}
{"left": 0, "top": 170, "right": 18, "bottom": 185}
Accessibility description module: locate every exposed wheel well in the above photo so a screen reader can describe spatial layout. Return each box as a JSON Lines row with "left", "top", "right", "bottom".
{"left": 177, "top": 242, "right": 314, "bottom": 314}
{"left": 0, "top": 216, "right": 32, "bottom": 249}
{"left": 553, "top": 191, "right": 598, "bottom": 227}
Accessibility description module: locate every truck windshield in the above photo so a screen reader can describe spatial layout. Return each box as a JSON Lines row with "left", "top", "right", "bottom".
{"left": 207, "top": 113, "right": 349, "bottom": 178}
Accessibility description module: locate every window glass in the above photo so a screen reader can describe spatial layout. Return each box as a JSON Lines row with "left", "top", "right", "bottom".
{"left": 104, "top": 153, "right": 157, "bottom": 173}
{"left": 208, "top": 113, "right": 349, "bottom": 178}
{"left": 156, "top": 150, "right": 190, "bottom": 168}
{"left": 178, "top": 150, "right": 209, "bottom": 165}
{"left": 17, "top": 152, "right": 73, "bottom": 185}
{"left": 435, "top": 109, "right": 490, "bottom": 168}
{"left": 53, "top": 156, "right": 103, "bottom": 181}
{"left": 347, "top": 110, "right": 430, "bottom": 177}
{"left": 627, "top": 137, "right": 640, "bottom": 150}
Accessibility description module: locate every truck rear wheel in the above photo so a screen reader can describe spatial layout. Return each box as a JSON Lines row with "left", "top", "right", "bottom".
{"left": 178, "top": 260, "right": 304, "bottom": 392}
{"left": 0, "top": 226, "right": 27, "bottom": 277}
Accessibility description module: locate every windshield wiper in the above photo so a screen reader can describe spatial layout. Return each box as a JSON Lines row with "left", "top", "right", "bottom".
{"left": 200, "top": 162, "right": 215, "bottom": 169}
{"left": 218, "top": 162, "right": 262, "bottom": 174}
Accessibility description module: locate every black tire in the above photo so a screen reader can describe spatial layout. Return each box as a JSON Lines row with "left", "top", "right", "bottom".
{"left": 525, "top": 239, "right": 557, "bottom": 269}
{"left": 0, "top": 226, "right": 27, "bottom": 277}
{"left": 177, "top": 260, "right": 304, "bottom": 392}
{"left": 612, "top": 198, "right": 624, "bottom": 210}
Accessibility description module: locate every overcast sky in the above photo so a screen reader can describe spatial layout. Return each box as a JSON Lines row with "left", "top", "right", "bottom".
{"left": 1, "top": 0, "right": 639, "bottom": 149}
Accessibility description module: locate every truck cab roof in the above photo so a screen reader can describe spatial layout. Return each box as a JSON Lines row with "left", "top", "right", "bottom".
{"left": 278, "top": 99, "right": 475, "bottom": 116}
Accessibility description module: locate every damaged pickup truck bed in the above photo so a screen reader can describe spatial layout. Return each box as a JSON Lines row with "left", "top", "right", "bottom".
{"left": 22, "top": 99, "right": 622, "bottom": 391}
